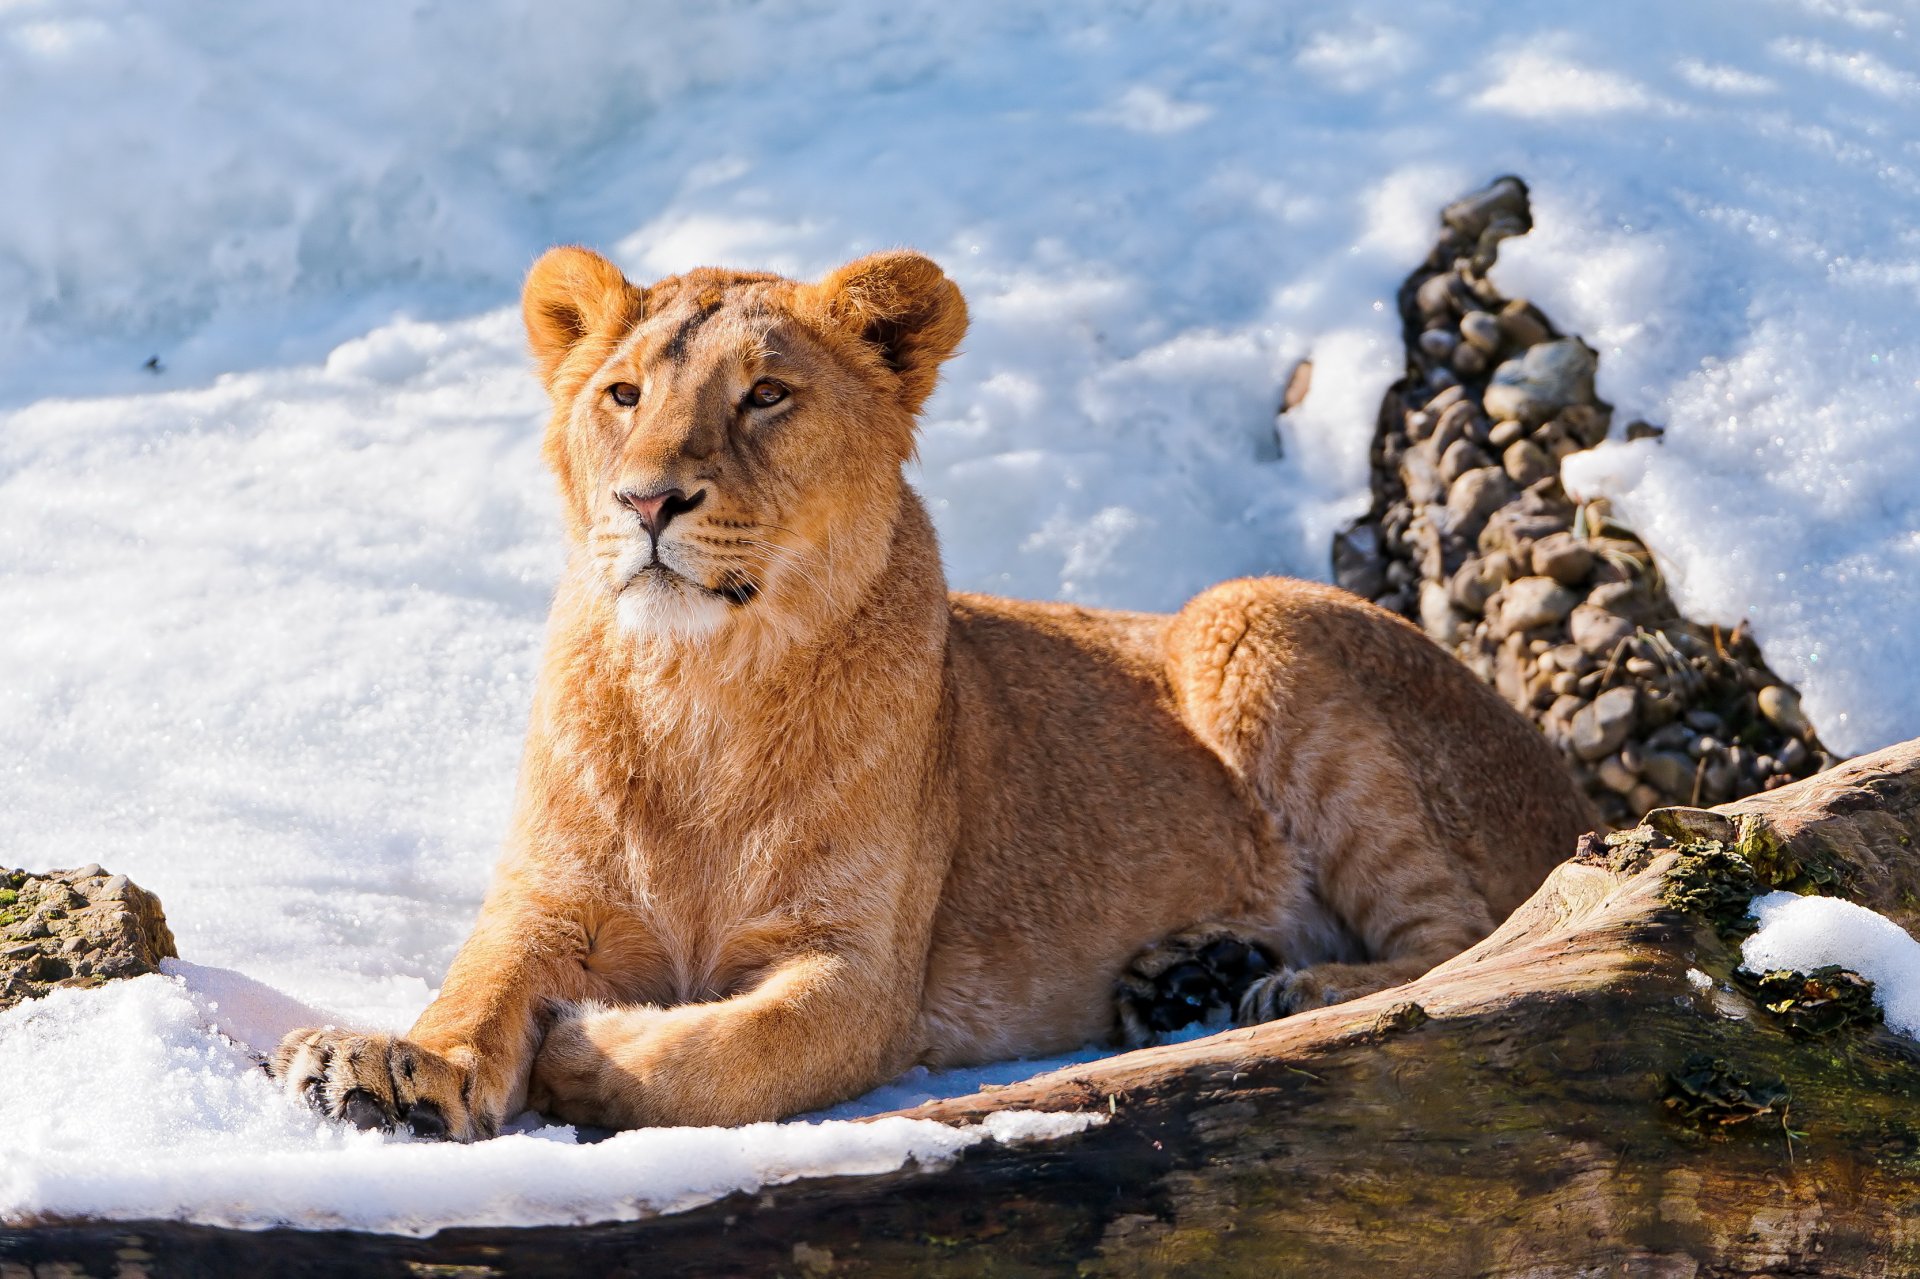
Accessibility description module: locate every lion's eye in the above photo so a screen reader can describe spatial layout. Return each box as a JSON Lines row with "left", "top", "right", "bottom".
{"left": 607, "top": 382, "right": 641, "bottom": 407}
{"left": 745, "top": 379, "right": 788, "bottom": 409}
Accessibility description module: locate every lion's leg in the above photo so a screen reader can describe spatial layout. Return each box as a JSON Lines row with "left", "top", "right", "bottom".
{"left": 1162, "top": 580, "right": 1501, "bottom": 1025}
{"left": 271, "top": 894, "right": 600, "bottom": 1141}
{"left": 528, "top": 950, "right": 912, "bottom": 1129}
{"left": 1114, "top": 928, "right": 1277, "bottom": 1047}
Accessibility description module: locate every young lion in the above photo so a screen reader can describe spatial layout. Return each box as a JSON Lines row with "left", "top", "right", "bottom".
{"left": 271, "top": 248, "right": 1596, "bottom": 1139}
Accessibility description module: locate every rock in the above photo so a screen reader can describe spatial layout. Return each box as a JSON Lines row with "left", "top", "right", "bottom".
{"left": 1448, "top": 554, "right": 1516, "bottom": 615}
{"left": 1451, "top": 342, "right": 1488, "bottom": 378}
{"left": 1441, "top": 176, "right": 1529, "bottom": 241}
{"left": 1586, "top": 580, "right": 1660, "bottom": 626}
{"left": 1502, "top": 439, "right": 1554, "bottom": 488}
{"left": 1596, "top": 754, "right": 1639, "bottom": 795}
{"left": 1431, "top": 400, "right": 1481, "bottom": 454}
{"left": 1571, "top": 686, "right": 1638, "bottom": 761}
{"left": 1439, "top": 438, "right": 1491, "bottom": 486}
{"left": 1332, "top": 524, "right": 1387, "bottom": 600}
{"left": 1418, "top": 580, "right": 1466, "bottom": 644}
{"left": 1416, "top": 272, "right": 1470, "bottom": 321}
{"left": 1640, "top": 751, "right": 1699, "bottom": 799}
{"left": 1445, "top": 467, "right": 1516, "bottom": 540}
{"left": 1626, "top": 420, "right": 1665, "bottom": 442}
{"left": 1498, "top": 298, "right": 1550, "bottom": 349}
{"left": 1400, "top": 441, "right": 1446, "bottom": 507}
{"left": 0, "top": 865, "right": 177, "bottom": 1010}
{"left": 1459, "top": 311, "right": 1502, "bottom": 353}
{"left": 1424, "top": 384, "right": 1467, "bottom": 416}
{"left": 1558, "top": 404, "right": 1611, "bottom": 448}
{"left": 1758, "top": 685, "right": 1812, "bottom": 739}
{"left": 1626, "top": 783, "right": 1663, "bottom": 816}
{"left": 1497, "top": 576, "right": 1580, "bottom": 636}
{"left": 1488, "top": 418, "right": 1525, "bottom": 449}
{"left": 1418, "top": 328, "right": 1458, "bottom": 361}
{"left": 1530, "top": 532, "right": 1594, "bottom": 587}
{"left": 1568, "top": 603, "right": 1634, "bottom": 654}
{"left": 1482, "top": 340, "right": 1598, "bottom": 426}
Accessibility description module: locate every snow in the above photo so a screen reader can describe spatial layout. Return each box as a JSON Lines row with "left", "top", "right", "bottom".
{"left": 1743, "top": 892, "right": 1920, "bottom": 1038}
{"left": 2, "top": 0, "right": 1917, "bottom": 1235}
{"left": 0, "top": 969, "right": 1103, "bottom": 1233}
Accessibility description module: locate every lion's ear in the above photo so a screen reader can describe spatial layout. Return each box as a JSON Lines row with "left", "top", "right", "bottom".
{"left": 811, "top": 251, "right": 968, "bottom": 413}
{"left": 522, "top": 247, "right": 644, "bottom": 382}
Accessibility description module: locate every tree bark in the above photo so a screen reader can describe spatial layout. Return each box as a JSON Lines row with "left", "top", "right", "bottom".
{"left": 8, "top": 739, "right": 1920, "bottom": 1277}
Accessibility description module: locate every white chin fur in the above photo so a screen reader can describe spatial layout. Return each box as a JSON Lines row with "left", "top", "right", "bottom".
{"left": 614, "top": 574, "right": 731, "bottom": 642}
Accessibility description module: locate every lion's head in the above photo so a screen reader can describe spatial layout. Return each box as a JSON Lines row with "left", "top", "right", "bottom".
{"left": 522, "top": 248, "right": 967, "bottom": 648}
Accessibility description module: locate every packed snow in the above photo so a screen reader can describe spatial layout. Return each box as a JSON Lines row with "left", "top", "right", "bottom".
{"left": 2, "top": 0, "right": 1917, "bottom": 1235}
{"left": 1743, "top": 892, "right": 1920, "bottom": 1038}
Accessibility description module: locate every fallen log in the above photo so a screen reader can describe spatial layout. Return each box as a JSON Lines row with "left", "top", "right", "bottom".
{"left": 9, "top": 738, "right": 1920, "bottom": 1277}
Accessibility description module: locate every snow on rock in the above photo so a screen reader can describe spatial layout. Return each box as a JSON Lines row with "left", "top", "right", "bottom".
{"left": 1742, "top": 892, "right": 1920, "bottom": 1039}
{"left": 0, "top": 970, "right": 1102, "bottom": 1234}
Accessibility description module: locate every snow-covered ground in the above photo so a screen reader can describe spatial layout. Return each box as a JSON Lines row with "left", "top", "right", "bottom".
{"left": 2, "top": 0, "right": 1918, "bottom": 1234}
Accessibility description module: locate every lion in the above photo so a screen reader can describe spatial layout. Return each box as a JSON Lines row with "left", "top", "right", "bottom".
{"left": 271, "top": 247, "right": 1597, "bottom": 1139}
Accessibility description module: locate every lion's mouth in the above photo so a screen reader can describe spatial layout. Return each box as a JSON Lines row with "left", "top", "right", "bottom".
{"left": 630, "top": 562, "right": 759, "bottom": 608}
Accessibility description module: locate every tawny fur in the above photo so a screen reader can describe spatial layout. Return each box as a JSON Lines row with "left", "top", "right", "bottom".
{"left": 271, "top": 248, "right": 1598, "bottom": 1138}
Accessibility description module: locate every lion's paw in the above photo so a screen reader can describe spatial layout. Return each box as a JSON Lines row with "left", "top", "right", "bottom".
{"left": 1116, "top": 929, "right": 1276, "bottom": 1046}
{"left": 270, "top": 1027, "right": 486, "bottom": 1141}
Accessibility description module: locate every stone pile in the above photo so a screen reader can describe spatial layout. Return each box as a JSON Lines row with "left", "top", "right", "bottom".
{"left": 1326, "top": 176, "right": 1838, "bottom": 829}
{"left": 0, "top": 863, "right": 178, "bottom": 1010}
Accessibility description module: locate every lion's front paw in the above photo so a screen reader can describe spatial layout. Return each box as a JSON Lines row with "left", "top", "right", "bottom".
{"left": 271, "top": 1027, "right": 485, "bottom": 1141}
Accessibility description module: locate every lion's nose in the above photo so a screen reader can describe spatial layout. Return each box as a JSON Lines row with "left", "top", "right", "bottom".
{"left": 615, "top": 486, "right": 706, "bottom": 539}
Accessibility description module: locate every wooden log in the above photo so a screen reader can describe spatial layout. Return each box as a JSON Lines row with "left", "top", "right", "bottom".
{"left": 8, "top": 738, "right": 1920, "bottom": 1277}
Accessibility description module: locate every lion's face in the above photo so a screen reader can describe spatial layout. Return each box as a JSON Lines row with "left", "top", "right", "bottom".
{"left": 523, "top": 250, "right": 967, "bottom": 646}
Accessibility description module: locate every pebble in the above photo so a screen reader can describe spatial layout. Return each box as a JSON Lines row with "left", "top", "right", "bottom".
{"left": 1530, "top": 533, "right": 1594, "bottom": 587}
{"left": 1572, "top": 686, "right": 1639, "bottom": 761}
{"left": 1482, "top": 339, "right": 1598, "bottom": 425}
{"left": 1451, "top": 342, "right": 1489, "bottom": 377}
{"left": 1439, "top": 438, "right": 1491, "bottom": 486}
{"left": 1446, "top": 467, "right": 1516, "bottom": 536}
{"left": 1459, "top": 310, "right": 1502, "bottom": 353}
{"left": 1498, "top": 576, "right": 1581, "bottom": 635}
{"left": 1503, "top": 439, "right": 1555, "bottom": 488}
{"left": 1424, "top": 384, "right": 1467, "bottom": 415}
{"left": 1419, "top": 580, "right": 1465, "bottom": 644}
{"left": 1559, "top": 404, "right": 1610, "bottom": 448}
{"left": 1498, "top": 299, "right": 1550, "bottom": 349}
{"left": 1568, "top": 603, "right": 1633, "bottom": 654}
{"left": 1432, "top": 400, "right": 1481, "bottom": 454}
{"left": 1488, "top": 418, "right": 1526, "bottom": 449}
{"left": 1758, "top": 685, "right": 1812, "bottom": 738}
{"left": 1596, "top": 754, "right": 1639, "bottom": 795}
{"left": 1419, "top": 328, "right": 1458, "bottom": 360}
{"left": 1441, "top": 177, "right": 1528, "bottom": 241}
{"left": 1416, "top": 271, "right": 1468, "bottom": 320}
{"left": 1641, "top": 751, "right": 1698, "bottom": 798}
{"left": 1777, "top": 737, "right": 1809, "bottom": 770}
{"left": 1682, "top": 710, "right": 1723, "bottom": 734}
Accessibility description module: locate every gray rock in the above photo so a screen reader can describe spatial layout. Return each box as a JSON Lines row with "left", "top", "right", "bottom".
{"left": 1530, "top": 532, "right": 1595, "bottom": 587}
{"left": 1596, "top": 754, "right": 1639, "bottom": 795}
{"left": 1451, "top": 342, "right": 1489, "bottom": 378}
{"left": 1332, "top": 524, "right": 1386, "bottom": 600}
{"left": 1459, "top": 310, "right": 1502, "bottom": 353}
{"left": 1497, "top": 576, "right": 1581, "bottom": 635}
{"left": 1568, "top": 603, "right": 1634, "bottom": 654}
{"left": 1503, "top": 439, "right": 1555, "bottom": 488}
{"left": 1571, "top": 686, "right": 1638, "bottom": 761}
{"left": 1586, "top": 580, "right": 1660, "bottom": 625}
{"left": 1640, "top": 751, "right": 1699, "bottom": 799}
{"left": 1441, "top": 176, "right": 1529, "bottom": 241}
{"left": 1777, "top": 737, "right": 1809, "bottom": 771}
{"left": 1418, "top": 328, "right": 1458, "bottom": 360}
{"left": 1482, "top": 339, "right": 1598, "bottom": 425}
{"left": 1416, "top": 271, "right": 1470, "bottom": 321}
{"left": 1446, "top": 467, "right": 1516, "bottom": 539}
